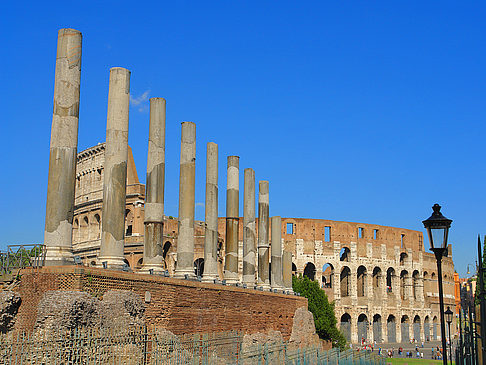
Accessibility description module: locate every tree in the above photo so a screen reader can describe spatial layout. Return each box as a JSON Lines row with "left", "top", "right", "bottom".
{"left": 292, "top": 274, "right": 346, "bottom": 349}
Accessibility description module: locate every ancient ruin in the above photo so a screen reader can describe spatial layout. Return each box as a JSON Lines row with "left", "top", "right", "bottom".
{"left": 9, "top": 27, "right": 458, "bottom": 347}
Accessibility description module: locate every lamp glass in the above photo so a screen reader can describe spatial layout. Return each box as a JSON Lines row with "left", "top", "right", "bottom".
{"left": 445, "top": 307, "right": 453, "bottom": 324}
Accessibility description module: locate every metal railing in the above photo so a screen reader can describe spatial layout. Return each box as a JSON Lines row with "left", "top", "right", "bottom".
{"left": 0, "top": 244, "right": 45, "bottom": 277}
{"left": 0, "top": 326, "right": 385, "bottom": 364}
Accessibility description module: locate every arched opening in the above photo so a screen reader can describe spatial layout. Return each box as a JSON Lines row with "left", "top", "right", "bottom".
{"left": 194, "top": 258, "right": 204, "bottom": 277}
{"left": 136, "top": 258, "right": 143, "bottom": 270}
{"left": 399, "top": 252, "right": 408, "bottom": 266}
{"left": 373, "top": 314, "right": 382, "bottom": 343}
{"left": 340, "top": 313, "right": 351, "bottom": 342}
{"left": 357, "top": 266, "right": 367, "bottom": 297}
{"left": 125, "top": 209, "right": 133, "bottom": 236}
{"left": 292, "top": 263, "right": 297, "bottom": 276}
{"left": 400, "top": 270, "right": 409, "bottom": 300}
{"left": 340, "top": 247, "right": 350, "bottom": 262}
{"left": 413, "top": 315, "right": 421, "bottom": 342}
{"left": 412, "top": 270, "right": 420, "bottom": 300}
{"left": 90, "top": 260, "right": 96, "bottom": 267}
{"left": 424, "top": 316, "right": 430, "bottom": 341}
{"left": 163, "top": 241, "right": 171, "bottom": 259}
{"left": 386, "top": 268, "right": 395, "bottom": 293}
{"left": 73, "top": 218, "right": 79, "bottom": 243}
{"left": 401, "top": 315, "right": 410, "bottom": 343}
{"left": 423, "top": 271, "right": 429, "bottom": 294}
{"left": 387, "top": 315, "right": 397, "bottom": 343}
{"left": 321, "top": 263, "right": 334, "bottom": 288}
{"left": 94, "top": 214, "right": 101, "bottom": 239}
{"left": 303, "top": 262, "right": 316, "bottom": 281}
{"left": 372, "top": 267, "right": 382, "bottom": 296}
{"left": 357, "top": 314, "right": 369, "bottom": 343}
{"left": 340, "top": 266, "right": 351, "bottom": 297}
{"left": 123, "top": 258, "right": 130, "bottom": 268}
{"left": 82, "top": 216, "right": 89, "bottom": 241}
{"left": 432, "top": 316, "right": 438, "bottom": 340}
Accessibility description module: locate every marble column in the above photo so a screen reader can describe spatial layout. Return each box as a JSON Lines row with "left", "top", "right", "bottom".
{"left": 257, "top": 181, "right": 270, "bottom": 289}
{"left": 271, "top": 216, "right": 283, "bottom": 290}
{"left": 242, "top": 168, "right": 256, "bottom": 285}
{"left": 174, "top": 122, "right": 196, "bottom": 279}
{"left": 44, "top": 28, "right": 82, "bottom": 265}
{"left": 141, "top": 98, "right": 166, "bottom": 273}
{"left": 202, "top": 142, "right": 219, "bottom": 282}
{"left": 282, "top": 251, "right": 293, "bottom": 293}
{"left": 224, "top": 156, "right": 239, "bottom": 284}
{"left": 98, "top": 67, "right": 130, "bottom": 269}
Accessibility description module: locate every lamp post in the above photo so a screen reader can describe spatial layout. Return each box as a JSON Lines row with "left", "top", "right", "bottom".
{"left": 445, "top": 306, "right": 453, "bottom": 365}
{"left": 423, "top": 203, "right": 452, "bottom": 365}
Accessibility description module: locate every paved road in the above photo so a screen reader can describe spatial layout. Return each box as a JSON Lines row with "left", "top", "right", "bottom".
{"left": 359, "top": 340, "right": 455, "bottom": 360}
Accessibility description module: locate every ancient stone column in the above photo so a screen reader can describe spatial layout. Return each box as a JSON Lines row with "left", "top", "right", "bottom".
{"left": 271, "top": 216, "right": 283, "bottom": 290}
{"left": 174, "top": 122, "right": 196, "bottom": 279}
{"left": 282, "top": 251, "right": 293, "bottom": 293}
{"left": 98, "top": 67, "right": 130, "bottom": 269}
{"left": 257, "top": 181, "right": 270, "bottom": 289}
{"left": 141, "top": 98, "right": 166, "bottom": 274}
{"left": 44, "top": 28, "right": 82, "bottom": 266}
{"left": 202, "top": 142, "right": 219, "bottom": 282}
{"left": 224, "top": 156, "right": 239, "bottom": 284}
{"left": 242, "top": 168, "right": 256, "bottom": 285}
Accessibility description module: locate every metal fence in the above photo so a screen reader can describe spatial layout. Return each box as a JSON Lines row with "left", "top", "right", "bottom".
{"left": 0, "top": 244, "right": 45, "bottom": 277}
{"left": 0, "top": 326, "right": 385, "bottom": 364}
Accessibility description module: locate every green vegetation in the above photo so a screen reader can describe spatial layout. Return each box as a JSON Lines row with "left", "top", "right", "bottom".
{"left": 292, "top": 274, "right": 346, "bottom": 350}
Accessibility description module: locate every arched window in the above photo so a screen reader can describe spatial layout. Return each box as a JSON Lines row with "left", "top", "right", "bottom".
{"left": 73, "top": 218, "right": 79, "bottom": 243}
{"left": 292, "top": 263, "right": 297, "bottom": 276}
{"left": 373, "top": 314, "right": 382, "bottom": 343}
{"left": 358, "top": 314, "right": 369, "bottom": 342}
{"left": 413, "top": 315, "right": 421, "bottom": 342}
{"left": 357, "top": 265, "right": 367, "bottom": 297}
{"left": 412, "top": 270, "right": 420, "bottom": 300}
{"left": 136, "top": 258, "right": 143, "bottom": 270}
{"left": 386, "top": 267, "right": 395, "bottom": 293}
{"left": 340, "top": 247, "right": 350, "bottom": 262}
{"left": 340, "top": 313, "right": 352, "bottom": 342}
{"left": 340, "top": 266, "right": 351, "bottom": 297}
{"left": 303, "top": 262, "right": 316, "bottom": 281}
{"left": 83, "top": 216, "right": 89, "bottom": 241}
{"left": 372, "top": 267, "right": 382, "bottom": 296}
{"left": 321, "top": 263, "right": 334, "bottom": 288}
{"left": 400, "top": 270, "right": 409, "bottom": 300}
{"left": 94, "top": 214, "right": 101, "bottom": 239}
{"left": 401, "top": 315, "right": 410, "bottom": 343}
{"left": 125, "top": 209, "right": 133, "bottom": 236}
{"left": 194, "top": 258, "right": 204, "bottom": 277}
{"left": 399, "top": 252, "right": 408, "bottom": 266}
{"left": 387, "top": 315, "right": 397, "bottom": 343}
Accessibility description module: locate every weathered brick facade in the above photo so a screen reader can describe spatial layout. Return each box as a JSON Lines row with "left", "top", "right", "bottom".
{"left": 15, "top": 266, "right": 307, "bottom": 339}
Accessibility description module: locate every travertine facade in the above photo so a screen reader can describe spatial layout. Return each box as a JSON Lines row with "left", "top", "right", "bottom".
{"left": 73, "top": 144, "right": 456, "bottom": 344}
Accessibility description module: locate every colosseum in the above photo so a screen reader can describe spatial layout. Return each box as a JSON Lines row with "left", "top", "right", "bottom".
{"left": 74, "top": 143, "right": 456, "bottom": 344}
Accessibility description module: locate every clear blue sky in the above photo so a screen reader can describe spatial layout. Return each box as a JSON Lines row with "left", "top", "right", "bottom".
{"left": 1, "top": 1, "right": 485, "bottom": 277}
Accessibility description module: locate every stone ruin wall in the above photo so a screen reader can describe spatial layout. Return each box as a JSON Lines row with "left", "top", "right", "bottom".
{"left": 72, "top": 144, "right": 456, "bottom": 343}
{"left": 14, "top": 266, "right": 307, "bottom": 340}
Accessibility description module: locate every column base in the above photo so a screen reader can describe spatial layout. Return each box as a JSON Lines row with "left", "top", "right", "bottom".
{"left": 139, "top": 264, "right": 165, "bottom": 275}
{"left": 223, "top": 271, "right": 239, "bottom": 285}
{"left": 201, "top": 272, "right": 219, "bottom": 283}
{"left": 174, "top": 268, "right": 195, "bottom": 280}
{"left": 242, "top": 274, "right": 255, "bottom": 286}
{"left": 97, "top": 256, "right": 127, "bottom": 270}
{"left": 44, "top": 246, "right": 74, "bottom": 266}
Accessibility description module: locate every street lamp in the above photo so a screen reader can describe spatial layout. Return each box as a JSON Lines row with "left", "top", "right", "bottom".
{"left": 423, "top": 203, "right": 452, "bottom": 365}
{"left": 445, "top": 306, "right": 453, "bottom": 365}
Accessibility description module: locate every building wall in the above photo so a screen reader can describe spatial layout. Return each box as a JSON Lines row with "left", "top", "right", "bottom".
{"left": 72, "top": 144, "right": 456, "bottom": 343}
{"left": 16, "top": 266, "right": 307, "bottom": 339}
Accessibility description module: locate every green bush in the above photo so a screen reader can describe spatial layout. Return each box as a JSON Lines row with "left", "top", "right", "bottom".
{"left": 292, "top": 274, "right": 346, "bottom": 350}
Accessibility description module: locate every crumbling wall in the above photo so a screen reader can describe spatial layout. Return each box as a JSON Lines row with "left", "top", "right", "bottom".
{"left": 0, "top": 291, "right": 21, "bottom": 333}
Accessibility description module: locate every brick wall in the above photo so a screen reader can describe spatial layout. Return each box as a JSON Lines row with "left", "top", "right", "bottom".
{"left": 15, "top": 266, "right": 307, "bottom": 340}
